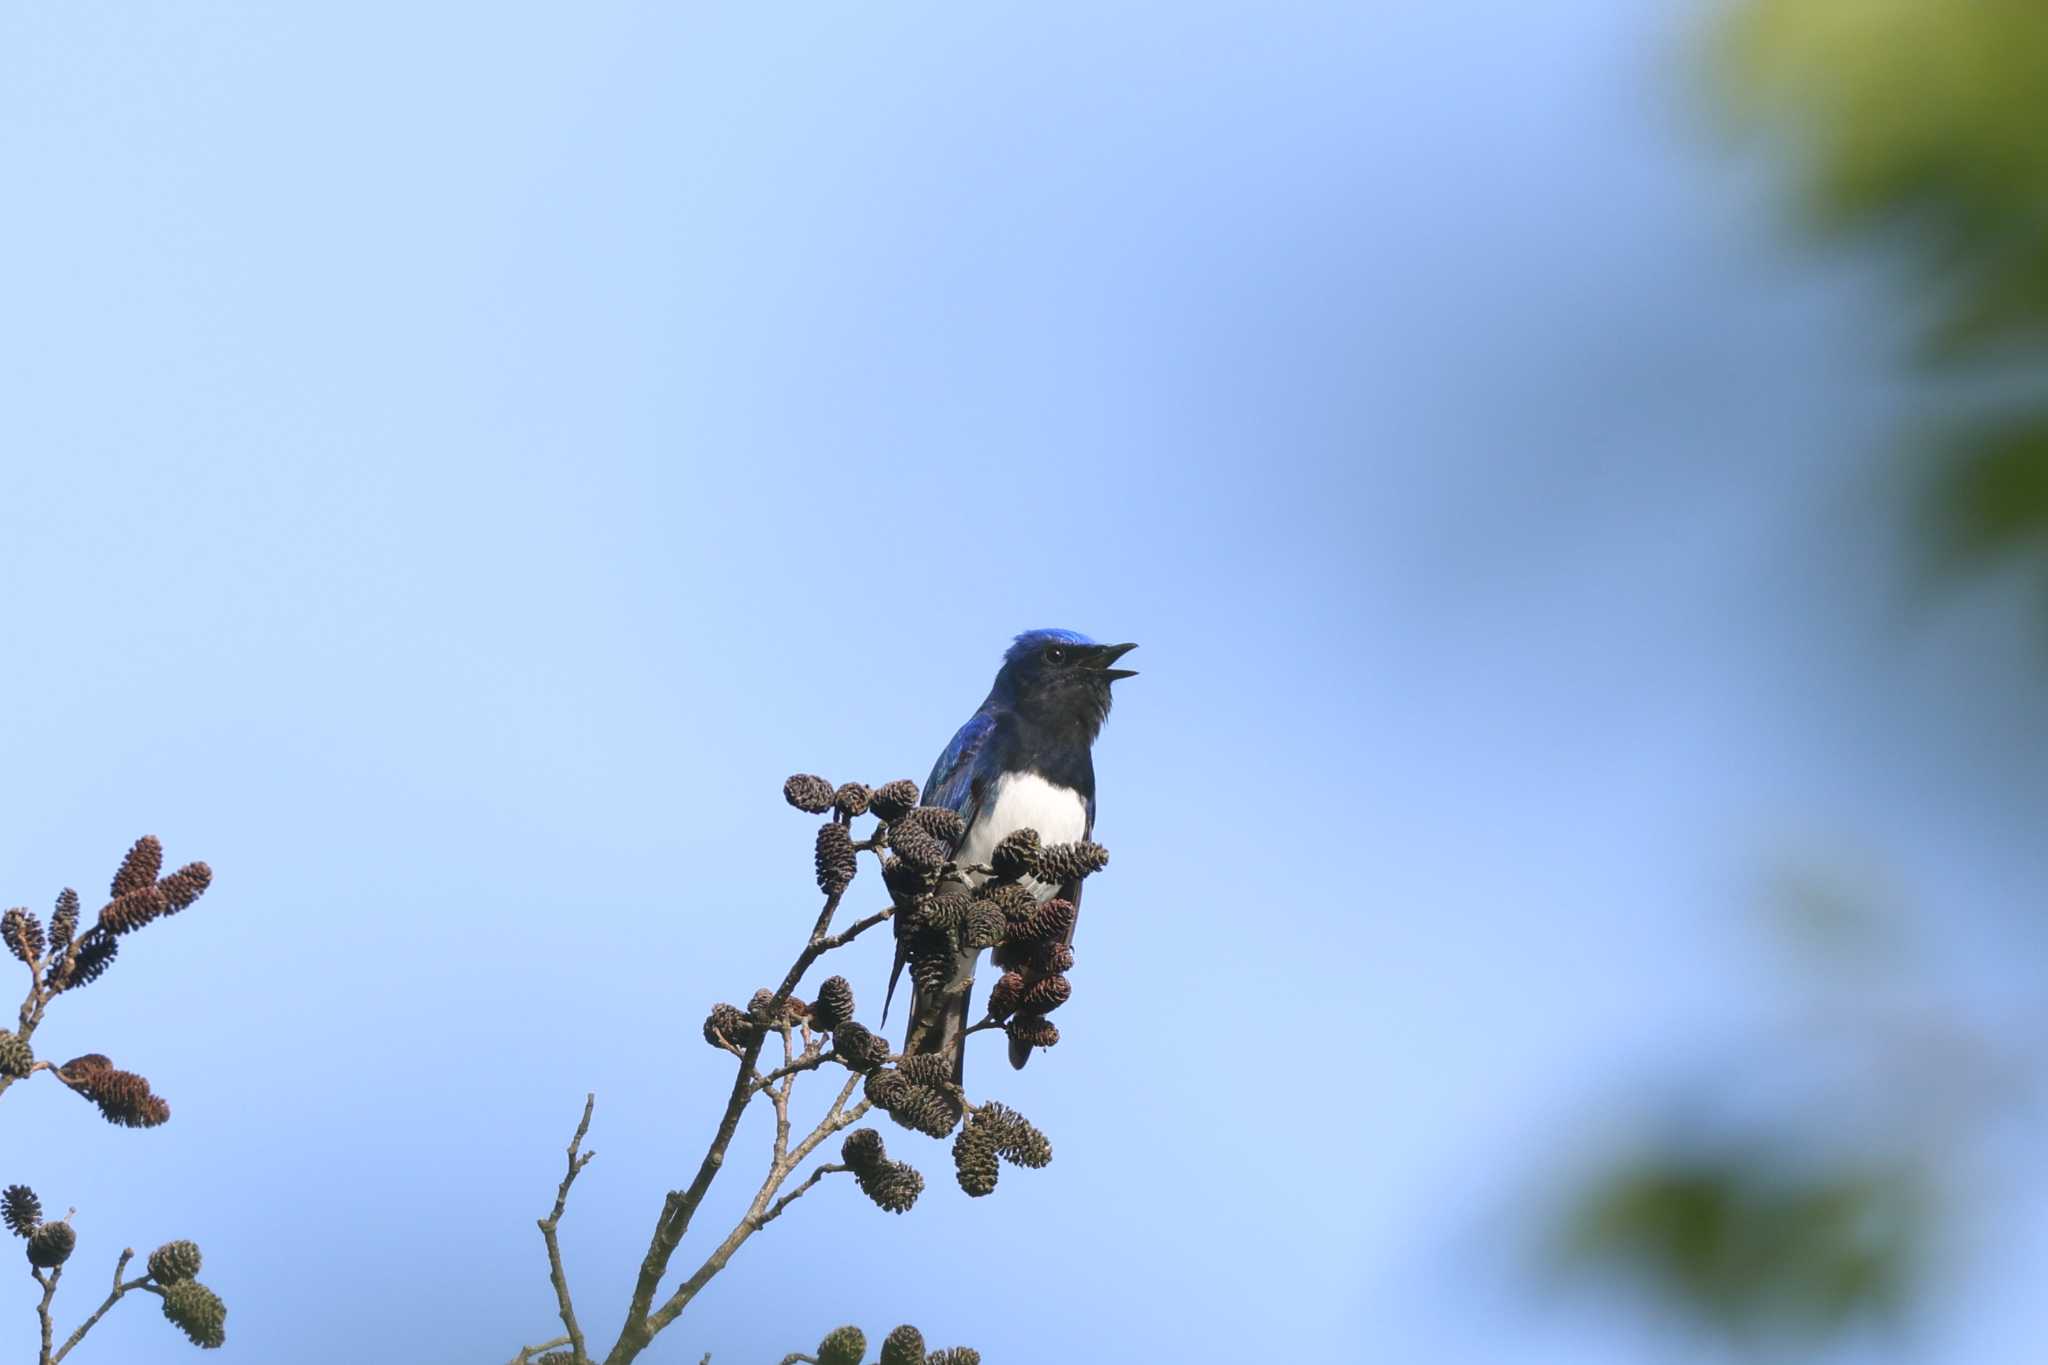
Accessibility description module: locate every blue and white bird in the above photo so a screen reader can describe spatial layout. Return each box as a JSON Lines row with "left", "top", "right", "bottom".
{"left": 892, "top": 628, "right": 1137, "bottom": 1076}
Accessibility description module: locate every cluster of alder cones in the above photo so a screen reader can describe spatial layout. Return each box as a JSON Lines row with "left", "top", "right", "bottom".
{"left": 809, "top": 1321, "right": 981, "bottom": 1365}
{"left": 1, "top": 836, "right": 212, "bottom": 1129}
{"left": 3, "top": 1184, "right": 225, "bottom": 1349}
{"left": 782, "top": 772, "right": 1104, "bottom": 1067}
{"left": 698, "top": 773, "right": 1112, "bottom": 1211}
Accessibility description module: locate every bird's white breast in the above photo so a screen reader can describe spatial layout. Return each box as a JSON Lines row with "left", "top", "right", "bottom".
{"left": 956, "top": 772, "right": 1088, "bottom": 897}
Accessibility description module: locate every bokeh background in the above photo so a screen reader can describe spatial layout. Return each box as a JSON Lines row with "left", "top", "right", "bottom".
{"left": 5, "top": 2, "right": 2046, "bottom": 1361}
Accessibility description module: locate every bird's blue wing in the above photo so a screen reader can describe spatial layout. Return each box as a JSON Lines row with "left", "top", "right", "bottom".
{"left": 884, "top": 709, "right": 1000, "bottom": 1027}
{"left": 921, "top": 708, "right": 999, "bottom": 845}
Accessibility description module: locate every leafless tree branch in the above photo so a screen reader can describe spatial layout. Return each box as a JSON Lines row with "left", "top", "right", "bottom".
{"left": 514, "top": 784, "right": 1096, "bottom": 1365}
{"left": 49, "top": 1250, "right": 146, "bottom": 1365}
{"left": 537, "top": 1094, "right": 597, "bottom": 1363}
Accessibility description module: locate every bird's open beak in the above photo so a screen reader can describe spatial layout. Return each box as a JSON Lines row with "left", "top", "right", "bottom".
{"left": 1088, "top": 642, "right": 1139, "bottom": 681}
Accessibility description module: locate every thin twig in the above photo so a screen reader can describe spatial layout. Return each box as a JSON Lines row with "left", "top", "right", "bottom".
{"left": 757, "top": 1164, "right": 849, "bottom": 1230}
{"left": 813, "top": 908, "right": 893, "bottom": 954}
{"left": 640, "top": 1079, "right": 872, "bottom": 1341}
{"left": 771, "top": 1030, "right": 795, "bottom": 1167}
{"left": 751, "top": 1047, "right": 827, "bottom": 1094}
{"left": 508, "top": 1335, "right": 572, "bottom": 1365}
{"left": 0, "top": 973, "right": 48, "bottom": 1102}
{"left": 50, "top": 1250, "right": 145, "bottom": 1365}
{"left": 539, "top": 1094, "right": 597, "bottom": 1364}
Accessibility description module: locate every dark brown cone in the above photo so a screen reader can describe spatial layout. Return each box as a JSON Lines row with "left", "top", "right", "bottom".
{"left": 881, "top": 856, "right": 929, "bottom": 907}
{"left": 1018, "top": 974, "right": 1072, "bottom": 1014}
{"left": 59, "top": 931, "right": 117, "bottom": 990}
{"left": 928, "top": 1348, "right": 983, "bottom": 1365}
{"left": 985, "top": 971, "right": 1027, "bottom": 1022}
{"left": 59, "top": 1054, "right": 111, "bottom": 1080}
{"left": 27, "top": 1221, "right": 74, "bottom": 1268}
{"left": 863, "top": 1069, "right": 912, "bottom": 1112}
{"left": 919, "top": 894, "right": 969, "bottom": 931}
{"left": 962, "top": 901, "right": 1005, "bottom": 950}
{"left": 1033, "top": 840, "right": 1109, "bottom": 883}
{"left": 1, "top": 1186, "right": 39, "bottom": 1238}
{"left": 702, "top": 1003, "right": 756, "bottom": 1050}
{"left": 782, "top": 774, "right": 836, "bottom": 814}
{"left": 879, "top": 1324, "right": 927, "bottom": 1365}
{"left": 98, "top": 885, "right": 168, "bottom": 936}
{"left": 869, "top": 780, "right": 920, "bottom": 822}
{"left": 72, "top": 1066, "right": 170, "bottom": 1128}
{"left": 906, "top": 939, "right": 953, "bottom": 997}
{"left": 904, "top": 806, "right": 966, "bottom": 847}
{"left": 812, "top": 975, "right": 856, "bottom": 1032}
{"left": 48, "top": 890, "right": 78, "bottom": 957}
{"left": 832, "top": 783, "right": 872, "bottom": 819}
{"left": 111, "top": 835, "right": 163, "bottom": 898}
{"left": 148, "top": 1239, "right": 203, "bottom": 1283}
{"left": 952, "top": 1115, "right": 1000, "bottom": 1197}
{"left": 990, "top": 828, "right": 1042, "bottom": 882}
{"left": 159, "top": 1279, "right": 226, "bottom": 1349}
{"left": 888, "top": 825, "right": 947, "bottom": 872}
{"left": 840, "top": 1127, "right": 887, "bottom": 1170}
{"left": 1005, "top": 1014, "right": 1060, "bottom": 1051}
{"left": 158, "top": 862, "right": 212, "bottom": 913}
{"left": 1031, "top": 941, "right": 1076, "bottom": 974}
{"left": 896, "top": 1053, "right": 952, "bottom": 1088}
{"left": 853, "top": 1159, "right": 924, "bottom": 1214}
{"left": 888, "top": 1083, "right": 962, "bottom": 1139}
{"left": 977, "top": 1101, "right": 1052, "bottom": 1168}
{"left": 817, "top": 1326, "right": 866, "bottom": 1365}
{"left": 1014, "top": 899, "right": 1076, "bottom": 944}
{"left": 832, "top": 1021, "right": 890, "bottom": 1071}
{"left": 814, "top": 822, "right": 857, "bottom": 896}
{"left": 975, "top": 882, "right": 1037, "bottom": 927}
{"left": 1, "top": 909, "right": 42, "bottom": 965}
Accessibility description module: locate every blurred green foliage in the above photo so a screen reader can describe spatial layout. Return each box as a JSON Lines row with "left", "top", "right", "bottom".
{"left": 1560, "top": 1145, "right": 1928, "bottom": 1342}
{"left": 1724, "top": 0, "right": 2048, "bottom": 573}
{"left": 1537, "top": 4, "right": 2044, "bottom": 1348}
{"left": 1541, "top": 871, "right": 1961, "bottom": 1344}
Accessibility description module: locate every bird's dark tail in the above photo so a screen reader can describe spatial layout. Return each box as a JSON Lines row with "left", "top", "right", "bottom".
{"left": 903, "top": 954, "right": 975, "bottom": 1087}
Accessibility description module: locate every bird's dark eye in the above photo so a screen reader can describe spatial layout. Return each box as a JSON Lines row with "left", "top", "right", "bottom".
{"left": 1043, "top": 645, "right": 1068, "bottom": 664}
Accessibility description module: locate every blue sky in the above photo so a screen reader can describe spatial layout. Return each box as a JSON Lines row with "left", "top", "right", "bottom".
{"left": 6, "top": 3, "right": 2048, "bottom": 1362}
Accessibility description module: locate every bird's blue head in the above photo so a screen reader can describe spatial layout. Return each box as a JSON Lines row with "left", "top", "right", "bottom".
{"left": 991, "top": 629, "right": 1138, "bottom": 743}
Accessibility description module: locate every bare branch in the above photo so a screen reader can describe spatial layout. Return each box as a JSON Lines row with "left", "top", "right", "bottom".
{"left": 538, "top": 1094, "right": 597, "bottom": 1364}
{"left": 751, "top": 1047, "right": 828, "bottom": 1095}
{"left": 50, "top": 1249, "right": 146, "bottom": 1365}
{"left": 539, "top": 786, "right": 1076, "bottom": 1365}
{"left": 757, "top": 1164, "right": 849, "bottom": 1230}
{"left": 34, "top": 1267, "right": 58, "bottom": 1365}
{"left": 507, "top": 1335, "right": 572, "bottom": 1365}
{"left": 602, "top": 884, "right": 850, "bottom": 1364}
{"left": 639, "top": 1083, "right": 873, "bottom": 1342}
{"left": 813, "top": 907, "right": 893, "bottom": 954}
